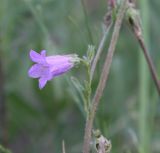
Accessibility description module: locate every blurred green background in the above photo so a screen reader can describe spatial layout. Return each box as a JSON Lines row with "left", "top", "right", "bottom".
{"left": 0, "top": 0, "right": 160, "bottom": 153}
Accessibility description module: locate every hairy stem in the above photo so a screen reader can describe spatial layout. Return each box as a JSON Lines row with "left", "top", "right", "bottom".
{"left": 82, "top": 1, "right": 128, "bottom": 153}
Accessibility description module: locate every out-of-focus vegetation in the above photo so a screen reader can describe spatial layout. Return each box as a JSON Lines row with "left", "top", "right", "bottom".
{"left": 0, "top": 0, "right": 160, "bottom": 153}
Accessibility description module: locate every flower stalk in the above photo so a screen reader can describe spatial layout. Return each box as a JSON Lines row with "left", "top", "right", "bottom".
{"left": 83, "top": 0, "right": 128, "bottom": 152}
{"left": 82, "top": 45, "right": 95, "bottom": 115}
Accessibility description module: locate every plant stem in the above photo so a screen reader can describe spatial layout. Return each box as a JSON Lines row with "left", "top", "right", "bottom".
{"left": 82, "top": 1, "right": 128, "bottom": 152}
{"left": 62, "top": 140, "right": 66, "bottom": 153}
{"left": 128, "top": 0, "right": 160, "bottom": 95}
{"left": 127, "top": 1, "right": 160, "bottom": 151}
{"left": 134, "top": 32, "right": 160, "bottom": 95}
{"left": 138, "top": 1, "right": 150, "bottom": 153}
{"left": 91, "top": 23, "right": 112, "bottom": 81}
{"left": 87, "top": 64, "right": 92, "bottom": 110}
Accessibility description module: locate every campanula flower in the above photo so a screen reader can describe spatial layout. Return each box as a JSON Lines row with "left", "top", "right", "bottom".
{"left": 28, "top": 50, "right": 79, "bottom": 89}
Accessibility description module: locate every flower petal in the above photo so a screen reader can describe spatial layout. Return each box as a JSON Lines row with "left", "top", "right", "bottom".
{"left": 39, "top": 77, "right": 48, "bottom": 89}
{"left": 29, "top": 50, "right": 46, "bottom": 64}
{"left": 40, "top": 50, "right": 46, "bottom": 57}
{"left": 29, "top": 50, "right": 41, "bottom": 62}
{"left": 51, "top": 63, "right": 73, "bottom": 77}
{"left": 46, "top": 55, "right": 71, "bottom": 64}
{"left": 28, "top": 64, "right": 42, "bottom": 78}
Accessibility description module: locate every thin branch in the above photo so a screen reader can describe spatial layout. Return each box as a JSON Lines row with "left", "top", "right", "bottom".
{"left": 91, "top": 22, "right": 112, "bottom": 80}
{"left": 134, "top": 32, "right": 160, "bottom": 95}
{"left": 126, "top": 0, "right": 160, "bottom": 95}
{"left": 82, "top": 0, "right": 128, "bottom": 153}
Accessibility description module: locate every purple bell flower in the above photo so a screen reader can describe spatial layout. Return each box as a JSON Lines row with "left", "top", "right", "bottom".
{"left": 28, "top": 50, "right": 79, "bottom": 89}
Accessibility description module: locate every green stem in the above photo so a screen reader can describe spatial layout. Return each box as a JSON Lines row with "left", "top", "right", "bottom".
{"left": 87, "top": 65, "right": 91, "bottom": 108}
{"left": 139, "top": 0, "right": 150, "bottom": 153}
